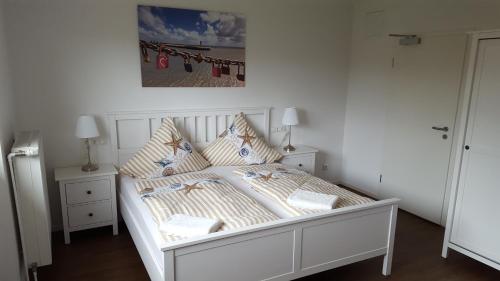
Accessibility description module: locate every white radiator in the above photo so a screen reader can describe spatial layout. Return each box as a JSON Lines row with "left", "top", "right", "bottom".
{"left": 8, "top": 131, "right": 52, "bottom": 276}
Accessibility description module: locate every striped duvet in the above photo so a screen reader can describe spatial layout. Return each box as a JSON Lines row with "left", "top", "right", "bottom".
{"left": 234, "top": 164, "right": 374, "bottom": 217}
{"left": 136, "top": 173, "right": 279, "bottom": 243}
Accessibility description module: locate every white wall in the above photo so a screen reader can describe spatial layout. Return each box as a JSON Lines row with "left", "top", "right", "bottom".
{"left": 342, "top": 0, "right": 500, "bottom": 196}
{"left": 0, "top": 0, "right": 23, "bottom": 280}
{"left": 4, "top": 0, "right": 354, "bottom": 229}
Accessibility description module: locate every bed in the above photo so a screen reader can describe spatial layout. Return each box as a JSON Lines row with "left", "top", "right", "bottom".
{"left": 108, "top": 107, "right": 399, "bottom": 281}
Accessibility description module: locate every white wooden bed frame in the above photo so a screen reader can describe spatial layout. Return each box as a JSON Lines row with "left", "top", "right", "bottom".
{"left": 108, "top": 107, "right": 399, "bottom": 281}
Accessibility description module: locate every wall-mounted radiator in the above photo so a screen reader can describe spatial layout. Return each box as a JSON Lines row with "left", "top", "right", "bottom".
{"left": 8, "top": 131, "right": 52, "bottom": 280}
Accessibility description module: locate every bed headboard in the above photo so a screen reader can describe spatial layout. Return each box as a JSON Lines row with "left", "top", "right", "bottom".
{"left": 107, "top": 107, "right": 270, "bottom": 166}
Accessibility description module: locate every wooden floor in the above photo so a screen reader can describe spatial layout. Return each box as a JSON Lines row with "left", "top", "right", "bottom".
{"left": 38, "top": 211, "right": 500, "bottom": 281}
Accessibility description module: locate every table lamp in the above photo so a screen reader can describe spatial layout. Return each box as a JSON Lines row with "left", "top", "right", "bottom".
{"left": 75, "top": 115, "right": 100, "bottom": 172}
{"left": 282, "top": 107, "right": 299, "bottom": 152}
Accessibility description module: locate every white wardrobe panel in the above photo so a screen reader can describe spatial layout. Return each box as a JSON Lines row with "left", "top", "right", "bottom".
{"left": 450, "top": 38, "right": 500, "bottom": 264}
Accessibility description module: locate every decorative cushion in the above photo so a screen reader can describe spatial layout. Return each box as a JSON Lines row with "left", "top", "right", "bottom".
{"left": 120, "top": 118, "right": 210, "bottom": 178}
{"left": 202, "top": 113, "right": 282, "bottom": 166}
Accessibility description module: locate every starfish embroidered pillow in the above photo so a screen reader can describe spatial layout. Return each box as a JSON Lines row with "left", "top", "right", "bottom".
{"left": 120, "top": 117, "right": 210, "bottom": 179}
{"left": 202, "top": 113, "right": 282, "bottom": 166}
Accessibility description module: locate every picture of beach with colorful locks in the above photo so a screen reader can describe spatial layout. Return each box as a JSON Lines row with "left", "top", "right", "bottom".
{"left": 138, "top": 5, "right": 246, "bottom": 87}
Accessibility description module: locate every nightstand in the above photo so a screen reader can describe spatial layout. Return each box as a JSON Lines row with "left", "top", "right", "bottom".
{"left": 280, "top": 145, "right": 319, "bottom": 175}
{"left": 55, "top": 164, "right": 118, "bottom": 244}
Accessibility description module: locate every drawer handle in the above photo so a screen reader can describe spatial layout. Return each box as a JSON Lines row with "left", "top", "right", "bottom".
{"left": 86, "top": 190, "right": 92, "bottom": 195}
{"left": 298, "top": 164, "right": 303, "bottom": 167}
{"left": 88, "top": 213, "right": 94, "bottom": 217}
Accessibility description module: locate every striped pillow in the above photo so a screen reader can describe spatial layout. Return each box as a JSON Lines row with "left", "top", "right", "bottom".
{"left": 202, "top": 113, "right": 282, "bottom": 166}
{"left": 120, "top": 118, "right": 210, "bottom": 178}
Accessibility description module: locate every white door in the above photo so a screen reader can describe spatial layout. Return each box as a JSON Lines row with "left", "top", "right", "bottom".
{"left": 380, "top": 34, "right": 467, "bottom": 224}
{"left": 450, "top": 38, "right": 500, "bottom": 263}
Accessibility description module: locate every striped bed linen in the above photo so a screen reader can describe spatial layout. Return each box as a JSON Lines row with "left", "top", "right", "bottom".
{"left": 201, "top": 113, "right": 282, "bottom": 166}
{"left": 233, "top": 164, "right": 374, "bottom": 217}
{"left": 201, "top": 137, "right": 246, "bottom": 166}
{"left": 120, "top": 117, "right": 210, "bottom": 179}
{"left": 136, "top": 172, "right": 279, "bottom": 243}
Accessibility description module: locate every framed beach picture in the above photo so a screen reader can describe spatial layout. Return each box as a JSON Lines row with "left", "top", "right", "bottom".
{"left": 137, "top": 5, "right": 246, "bottom": 87}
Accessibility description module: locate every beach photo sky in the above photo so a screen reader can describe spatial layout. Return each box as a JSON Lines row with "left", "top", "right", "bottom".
{"left": 138, "top": 5, "right": 245, "bottom": 48}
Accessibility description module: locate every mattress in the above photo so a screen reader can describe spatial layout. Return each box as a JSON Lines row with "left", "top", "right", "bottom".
{"left": 120, "top": 174, "right": 164, "bottom": 267}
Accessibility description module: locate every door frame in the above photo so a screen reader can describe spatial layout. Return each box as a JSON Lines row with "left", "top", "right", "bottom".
{"left": 442, "top": 30, "right": 500, "bottom": 267}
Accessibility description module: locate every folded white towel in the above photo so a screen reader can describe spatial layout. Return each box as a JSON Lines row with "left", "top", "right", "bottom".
{"left": 287, "top": 189, "right": 338, "bottom": 210}
{"left": 159, "top": 214, "right": 223, "bottom": 238}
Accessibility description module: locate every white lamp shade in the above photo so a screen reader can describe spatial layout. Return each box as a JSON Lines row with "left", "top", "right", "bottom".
{"left": 75, "top": 115, "right": 100, "bottom": 139}
{"left": 282, "top": 107, "right": 299, "bottom": 126}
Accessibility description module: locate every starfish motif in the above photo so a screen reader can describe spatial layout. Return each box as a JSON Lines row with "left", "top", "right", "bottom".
{"left": 165, "top": 133, "right": 184, "bottom": 155}
{"left": 261, "top": 173, "right": 273, "bottom": 182}
{"left": 184, "top": 183, "right": 203, "bottom": 195}
{"left": 237, "top": 126, "right": 256, "bottom": 148}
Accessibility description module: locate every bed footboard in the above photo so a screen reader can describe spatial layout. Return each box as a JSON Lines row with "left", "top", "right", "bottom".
{"left": 162, "top": 199, "right": 399, "bottom": 281}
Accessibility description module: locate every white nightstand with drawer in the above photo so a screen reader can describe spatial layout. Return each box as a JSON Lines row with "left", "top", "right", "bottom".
{"left": 280, "top": 145, "right": 319, "bottom": 175}
{"left": 55, "top": 164, "right": 118, "bottom": 244}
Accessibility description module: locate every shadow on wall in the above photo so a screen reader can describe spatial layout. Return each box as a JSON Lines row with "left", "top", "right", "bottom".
{"left": 296, "top": 107, "right": 309, "bottom": 128}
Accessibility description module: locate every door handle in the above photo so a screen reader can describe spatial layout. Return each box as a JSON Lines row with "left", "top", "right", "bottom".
{"left": 432, "top": 126, "right": 449, "bottom": 132}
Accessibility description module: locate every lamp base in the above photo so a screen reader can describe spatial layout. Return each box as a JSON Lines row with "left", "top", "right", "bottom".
{"left": 81, "top": 163, "right": 99, "bottom": 172}
{"left": 283, "top": 144, "right": 296, "bottom": 153}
